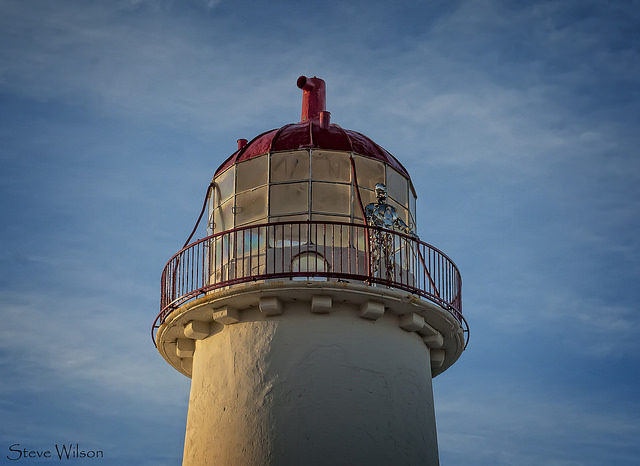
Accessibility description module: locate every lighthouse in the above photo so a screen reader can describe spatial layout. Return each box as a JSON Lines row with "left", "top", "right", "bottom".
{"left": 152, "top": 76, "right": 468, "bottom": 465}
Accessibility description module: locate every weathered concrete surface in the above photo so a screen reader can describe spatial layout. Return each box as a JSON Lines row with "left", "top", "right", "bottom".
{"left": 156, "top": 280, "right": 465, "bottom": 379}
{"left": 182, "top": 303, "right": 439, "bottom": 466}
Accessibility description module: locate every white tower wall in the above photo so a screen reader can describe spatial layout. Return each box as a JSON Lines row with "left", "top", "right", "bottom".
{"left": 182, "top": 299, "right": 439, "bottom": 466}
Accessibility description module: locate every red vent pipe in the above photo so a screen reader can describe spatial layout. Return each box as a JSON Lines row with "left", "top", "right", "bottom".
{"left": 297, "top": 75, "right": 326, "bottom": 122}
{"left": 319, "top": 111, "right": 331, "bottom": 129}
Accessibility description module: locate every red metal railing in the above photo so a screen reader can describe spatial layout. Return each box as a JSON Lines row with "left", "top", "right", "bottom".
{"left": 153, "top": 220, "right": 466, "bottom": 346}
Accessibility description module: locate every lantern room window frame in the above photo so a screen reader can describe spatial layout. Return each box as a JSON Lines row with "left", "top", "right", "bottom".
{"left": 208, "top": 149, "right": 418, "bottom": 237}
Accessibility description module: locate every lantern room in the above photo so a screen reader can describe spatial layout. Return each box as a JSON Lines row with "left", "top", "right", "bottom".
{"left": 208, "top": 77, "right": 417, "bottom": 237}
{"left": 153, "top": 76, "right": 467, "bottom": 379}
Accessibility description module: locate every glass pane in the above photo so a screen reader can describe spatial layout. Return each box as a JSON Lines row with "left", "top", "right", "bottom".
{"left": 409, "top": 192, "right": 416, "bottom": 223}
{"left": 307, "top": 216, "right": 366, "bottom": 275}
{"left": 389, "top": 198, "right": 410, "bottom": 226}
{"left": 312, "top": 151, "right": 350, "bottom": 182}
{"left": 354, "top": 188, "right": 376, "bottom": 221}
{"left": 237, "top": 226, "right": 268, "bottom": 254}
{"left": 291, "top": 251, "right": 328, "bottom": 273}
{"left": 236, "top": 155, "right": 267, "bottom": 192}
{"left": 269, "top": 214, "right": 310, "bottom": 248}
{"left": 207, "top": 190, "right": 215, "bottom": 235}
{"left": 213, "top": 198, "right": 234, "bottom": 233}
{"left": 211, "top": 234, "right": 235, "bottom": 283}
{"left": 387, "top": 167, "right": 408, "bottom": 206}
{"left": 269, "top": 214, "right": 309, "bottom": 223}
{"left": 268, "top": 221, "right": 309, "bottom": 247}
{"left": 312, "top": 182, "right": 350, "bottom": 215}
{"left": 310, "top": 214, "right": 352, "bottom": 248}
{"left": 234, "top": 226, "right": 267, "bottom": 278}
{"left": 271, "top": 150, "right": 310, "bottom": 182}
{"left": 270, "top": 182, "right": 309, "bottom": 216}
{"left": 214, "top": 166, "right": 235, "bottom": 203}
{"left": 238, "top": 255, "right": 266, "bottom": 277}
{"left": 353, "top": 155, "right": 384, "bottom": 190}
{"left": 311, "top": 214, "right": 350, "bottom": 223}
{"left": 235, "top": 186, "right": 268, "bottom": 225}
{"left": 392, "top": 236, "right": 414, "bottom": 279}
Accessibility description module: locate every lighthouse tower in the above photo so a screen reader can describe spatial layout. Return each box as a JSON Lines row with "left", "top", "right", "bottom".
{"left": 152, "top": 76, "right": 468, "bottom": 466}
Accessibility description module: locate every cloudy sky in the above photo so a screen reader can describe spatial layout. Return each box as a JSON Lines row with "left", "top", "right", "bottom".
{"left": 1, "top": 0, "right": 639, "bottom": 464}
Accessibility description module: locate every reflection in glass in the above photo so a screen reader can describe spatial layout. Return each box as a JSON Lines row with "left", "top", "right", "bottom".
{"left": 235, "top": 227, "right": 267, "bottom": 277}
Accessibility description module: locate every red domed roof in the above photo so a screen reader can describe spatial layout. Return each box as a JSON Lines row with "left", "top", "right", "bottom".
{"left": 215, "top": 120, "right": 409, "bottom": 178}
{"left": 214, "top": 76, "right": 409, "bottom": 178}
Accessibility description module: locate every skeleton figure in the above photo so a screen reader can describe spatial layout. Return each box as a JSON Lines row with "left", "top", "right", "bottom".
{"left": 364, "top": 183, "right": 416, "bottom": 280}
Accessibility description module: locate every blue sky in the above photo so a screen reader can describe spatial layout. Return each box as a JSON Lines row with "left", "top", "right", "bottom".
{"left": 1, "top": 0, "right": 639, "bottom": 464}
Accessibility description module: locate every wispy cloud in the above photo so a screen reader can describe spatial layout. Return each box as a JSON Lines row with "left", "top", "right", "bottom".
{"left": 434, "top": 370, "right": 640, "bottom": 465}
{"left": 0, "top": 0, "right": 293, "bottom": 135}
{"left": 0, "top": 290, "right": 187, "bottom": 405}
{"left": 436, "top": 384, "right": 640, "bottom": 465}
{"left": 0, "top": 1, "right": 638, "bottom": 464}
{"left": 1, "top": 0, "right": 637, "bottom": 175}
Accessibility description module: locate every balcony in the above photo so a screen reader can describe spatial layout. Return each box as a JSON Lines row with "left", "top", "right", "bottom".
{"left": 152, "top": 220, "right": 467, "bottom": 347}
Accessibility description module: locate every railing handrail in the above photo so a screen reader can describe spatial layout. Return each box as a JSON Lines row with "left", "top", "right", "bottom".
{"left": 161, "top": 220, "right": 462, "bottom": 276}
{"left": 153, "top": 220, "right": 466, "bottom": 346}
